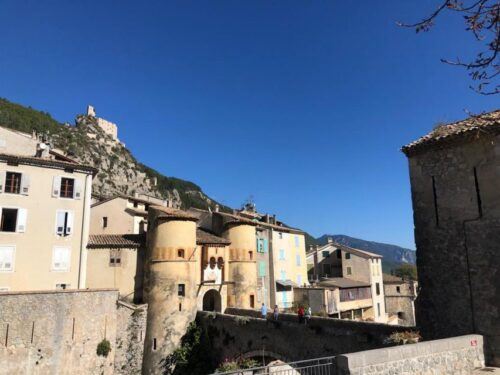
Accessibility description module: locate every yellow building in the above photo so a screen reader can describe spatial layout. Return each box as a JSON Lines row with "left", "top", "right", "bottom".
{"left": 0, "top": 127, "right": 95, "bottom": 291}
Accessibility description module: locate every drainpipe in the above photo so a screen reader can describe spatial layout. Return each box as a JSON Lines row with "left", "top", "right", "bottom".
{"left": 77, "top": 173, "right": 92, "bottom": 289}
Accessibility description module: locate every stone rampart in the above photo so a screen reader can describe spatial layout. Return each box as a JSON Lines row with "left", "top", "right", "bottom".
{"left": 0, "top": 289, "right": 119, "bottom": 375}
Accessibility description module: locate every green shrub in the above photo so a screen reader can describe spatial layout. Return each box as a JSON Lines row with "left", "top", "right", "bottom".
{"left": 96, "top": 339, "right": 112, "bottom": 357}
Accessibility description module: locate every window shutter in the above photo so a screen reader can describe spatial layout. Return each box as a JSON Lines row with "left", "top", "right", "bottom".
{"left": 16, "top": 209, "right": 27, "bottom": 233}
{"left": 263, "top": 239, "right": 268, "bottom": 253}
{"left": 0, "top": 172, "right": 4, "bottom": 193}
{"left": 0, "top": 246, "right": 14, "bottom": 271}
{"left": 52, "top": 176, "right": 61, "bottom": 197}
{"left": 20, "top": 174, "right": 30, "bottom": 195}
{"left": 56, "top": 211, "right": 65, "bottom": 235}
{"left": 53, "top": 247, "right": 62, "bottom": 270}
{"left": 73, "top": 179, "right": 82, "bottom": 199}
{"left": 61, "top": 248, "right": 70, "bottom": 271}
{"left": 66, "top": 211, "right": 74, "bottom": 235}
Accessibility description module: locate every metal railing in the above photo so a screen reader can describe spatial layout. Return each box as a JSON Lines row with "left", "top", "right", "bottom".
{"left": 211, "top": 355, "right": 336, "bottom": 375}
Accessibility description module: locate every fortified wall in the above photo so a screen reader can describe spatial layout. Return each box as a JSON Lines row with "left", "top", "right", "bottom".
{"left": 0, "top": 289, "right": 146, "bottom": 375}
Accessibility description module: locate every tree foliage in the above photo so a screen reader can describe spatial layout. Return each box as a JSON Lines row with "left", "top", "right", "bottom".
{"left": 394, "top": 264, "right": 418, "bottom": 280}
{"left": 399, "top": 0, "right": 499, "bottom": 95}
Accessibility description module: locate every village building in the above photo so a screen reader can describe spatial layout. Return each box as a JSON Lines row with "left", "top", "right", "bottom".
{"left": 402, "top": 109, "right": 500, "bottom": 366}
{"left": 382, "top": 273, "right": 417, "bottom": 326}
{"left": 0, "top": 126, "right": 95, "bottom": 291}
{"left": 301, "top": 238, "right": 387, "bottom": 323}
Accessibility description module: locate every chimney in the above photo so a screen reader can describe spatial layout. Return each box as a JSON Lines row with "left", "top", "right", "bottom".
{"left": 327, "top": 236, "right": 333, "bottom": 244}
{"left": 215, "top": 204, "right": 220, "bottom": 213}
{"left": 35, "top": 141, "right": 50, "bottom": 158}
{"left": 313, "top": 246, "right": 319, "bottom": 281}
{"left": 272, "top": 214, "right": 276, "bottom": 225}
{"left": 264, "top": 214, "right": 270, "bottom": 223}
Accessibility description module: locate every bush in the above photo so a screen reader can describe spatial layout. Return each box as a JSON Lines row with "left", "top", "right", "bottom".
{"left": 386, "top": 331, "right": 421, "bottom": 345}
{"left": 216, "top": 357, "right": 259, "bottom": 373}
{"left": 96, "top": 339, "right": 112, "bottom": 357}
{"left": 234, "top": 316, "right": 250, "bottom": 326}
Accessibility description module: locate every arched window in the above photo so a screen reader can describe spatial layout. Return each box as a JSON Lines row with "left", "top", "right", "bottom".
{"left": 178, "top": 249, "right": 185, "bottom": 258}
{"left": 209, "top": 257, "right": 216, "bottom": 269}
{"left": 217, "top": 257, "right": 224, "bottom": 269}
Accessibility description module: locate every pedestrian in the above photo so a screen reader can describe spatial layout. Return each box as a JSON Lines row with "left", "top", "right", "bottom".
{"left": 261, "top": 303, "right": 268, "bottom": 319}
{"left": 305, "top": 306, "right": 312, "bottom": 324}
{"left": 273, "top": 305, "right": 279, "bottom": 320}
{"left": 297, "top": 305, "right": 305, "bottom": 324}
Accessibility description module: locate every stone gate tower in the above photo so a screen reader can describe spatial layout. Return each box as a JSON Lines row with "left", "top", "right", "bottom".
{"left": 402, "top": 110, "right": 500, "bottom": 366}
{"left": 142, "top": 206, "right": 199, "bottom": 374}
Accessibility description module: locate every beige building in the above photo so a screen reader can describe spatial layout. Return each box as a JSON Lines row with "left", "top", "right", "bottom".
{"left": 383, "top": 273, "right": 417, "bottom": 326}
{"left": 0, "top": 127, "right": 95, "bottom": 292}
{"left": 302, "top": 239, "right": 387, "bottom": 323}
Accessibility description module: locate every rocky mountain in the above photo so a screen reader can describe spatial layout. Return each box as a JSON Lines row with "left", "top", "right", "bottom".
{"left": 0, "top": 98, "right": 230, "bottom": 212}
{"left": 316, "top": 234, "right": 416, "bottom": 273}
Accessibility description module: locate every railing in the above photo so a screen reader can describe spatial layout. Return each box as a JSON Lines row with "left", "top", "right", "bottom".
{"left": 211, "top": 355, "right": 336, "bottom": 375}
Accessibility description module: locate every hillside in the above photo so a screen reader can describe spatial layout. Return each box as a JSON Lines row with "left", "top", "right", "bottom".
{"left": 317, "top": 234, "right": 416, "bottom": 273}
{"left": 0, "top": 98, "right": 230, "bottom": 212}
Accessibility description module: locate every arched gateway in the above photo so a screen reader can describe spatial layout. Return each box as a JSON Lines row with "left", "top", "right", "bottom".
{"left": 202, "top": 289, "right": 222, "bottom": 312}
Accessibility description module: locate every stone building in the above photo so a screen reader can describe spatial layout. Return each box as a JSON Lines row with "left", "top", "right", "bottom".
{"left": 87, "top": 105, "right": 119, "bottom": 141}
{"left": 303, "top": 239, "right": 387, "bottom": 323}
{"left": 383, "top": 273, "right": 417, "bottom": 326}
{"left": 402, "top": 109, "right": 500, "bottom": 366}
{"left": 0, "top": 126, "right": 95, "bottom": 291}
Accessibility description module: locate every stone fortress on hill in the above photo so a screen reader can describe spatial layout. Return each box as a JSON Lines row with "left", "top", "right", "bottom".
{"left": 0, "top": 106, "right": 497, "bottom": 374}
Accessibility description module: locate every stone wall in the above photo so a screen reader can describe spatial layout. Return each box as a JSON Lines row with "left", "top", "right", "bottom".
{"left": 0, "top": 289, "right": 118, "bottom": 375}
{"left": 114, "top": 301, "right": 147, "bottom": 375}
{"left": 336, "top": 334, "right": 484, "bottom": 375}
{"left": 199, "top": 309, "right": 409, "bottom": 365}
{"left": 407, "top": 134, "right": 500, "bottom": 365}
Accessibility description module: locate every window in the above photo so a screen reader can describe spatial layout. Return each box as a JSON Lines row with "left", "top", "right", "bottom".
{"left": 280, "top": 270, "right": 286, "bottom": 281}
{"left": 52, "top": 177, "right": 81, "bottom": 199}
{"left": 258, "top": 261, "right": 266, "bottom": 277}
{"left": 177, "top": 249, "right": 185, "bottom": 258}
{"left": 376, "top": 282, "right": 380, "bottom": 296}
{"left": 56, "top": 283, "right": 70, "bottom": 290}
{"left": 336, "top": 250, "right": 341, "bottom": 259}
{"left": 110, "top": 250, "right": 121, "bottom": 266}
{"left": 397, "top": 311, "right": 405, "bottom": 320}
{"left": 294, "top": 235, "right": 300, "bottom": 247}
{"left": 56, "top": 211, "right": 74, "bottom": 236}
{"left": 377, "top": 303, "right": 381, "bottom": 317}
{"left": 0, "top": 208, "right": 26, "bottom": 233}
{"left": 257, "top": 238, "right": 264, "bottom": 253}
{"left": 323, "top": 264, "right": 331, "bottom": 276}
{"left": 0, "top": 246, "right": 15, "bottom": 271}
{"left": 0, "top": 209, "right": 17, "bottom": 232}
{"left": 278, "top": 232, "right": 283, "bottom": 239}
{"left": 296, "top": 254, "right": 301, "bottom": 266}
{"left": 178, "top": 284, "right": 185, "bottom": 297}
{"left": 102, "top": 217, "right": 108, "bottom": 228}
{"left": 248, "top": 251, "right": 253, "bottom": 260}
{"left": 52, "top": 247, "right": 71, "bottom": 272}
{"left": 396, "top": 286, "right": 401, "bottom": 294}
{"left": 60, "top": 178, "right": 75, "bottom": 198}
{"left": 346, "top": 266, "right": 352, "bottom": 275}
{"left": 4, "top": 172, "right": 21, "bottom": 194}
{"left": 345, "top": 252, "right": 351, "bottom": 259}
{"left": 322, "top": 250, "right": 330, "bottom": 258}
{"left": 279, "top": 249, "right": 285, "bottom": 260}
{"left": 250, "top": 294, "right": 255, "bottom": 308}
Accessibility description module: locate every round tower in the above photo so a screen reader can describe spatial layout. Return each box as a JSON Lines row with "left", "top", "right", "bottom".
{"left": 224, "top": 222, "right": 258, "bottom": 309}
{"left": 142, "top": 206, "right": 199, "bottom": 374}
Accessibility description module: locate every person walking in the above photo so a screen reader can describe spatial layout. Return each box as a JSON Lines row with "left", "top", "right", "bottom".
{"left": 297, "top": 305, "right": 305, "bottom": 324}
{"left": 261, "top": 303, "right": 268, "bottom": 319}
{"left": 305, "top": 306, "right": 312, "bottom": 324}
{"left": 273, "top": 305, "right": 279, "bottom": 320}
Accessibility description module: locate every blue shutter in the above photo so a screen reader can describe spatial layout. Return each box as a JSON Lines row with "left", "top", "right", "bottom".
{"left": 263, "top": 239, "right": 268, "bottom": 253}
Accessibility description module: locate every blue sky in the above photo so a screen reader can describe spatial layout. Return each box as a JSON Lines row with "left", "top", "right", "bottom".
{"left": 0, "top": 1, "right": 497, "bottom": 249}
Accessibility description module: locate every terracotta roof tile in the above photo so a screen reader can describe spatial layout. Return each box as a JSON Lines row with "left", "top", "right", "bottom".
{"left": 87, "top": 234, "right": 145, "bottom": 249}
{"left": 151, "top": 206, "right": 199, "bottom": 221}
{"left": 402, "top": 110, "right": 500, "bottom": 156}
{"left": 196, "top": 228, "right": 230, "bottom": 245}
{"left": 0, "top": 153, "right": 97, "bottom": 174}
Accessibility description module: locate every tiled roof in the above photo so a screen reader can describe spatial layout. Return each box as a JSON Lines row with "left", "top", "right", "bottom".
{"left": 402, "top": 109, "right": 500, "bottom": 157}
{"left": 196, "top": 228, "right": 230, "bottom": 245}
{"left": 152, "top": 205, "right": 199, "bottom": 221}
{"left": 317, "top": 242, "right": 382, "bottom": 259}
{"left": 216, "top": 212, "right": 304, "bottom": 234}
{"left": 87, "top": 234, "right": 145, "bottom": 249}
{"left": 318, "top": 277, "right": 371, "bottom": 289}
{"left": 0, "top": 153, "right": 97, "bottom": 174}
{"left": 124, "top": 207, "right": 148, "bottom": 217}
{"left": 383, "top": 274, "right": 405, "bottom": 284}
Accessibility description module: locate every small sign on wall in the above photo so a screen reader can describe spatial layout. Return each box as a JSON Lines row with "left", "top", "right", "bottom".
{"left": 470, "top": 339, "right": 478, "bottom": 347}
